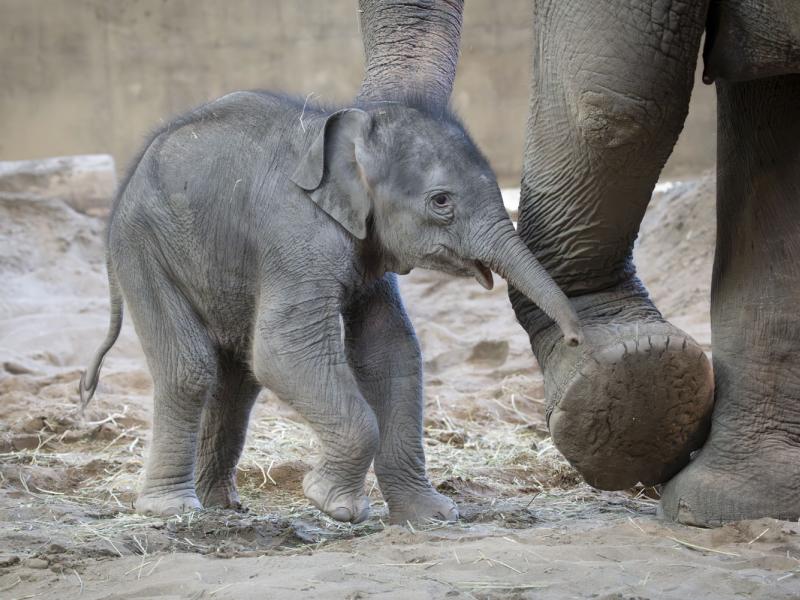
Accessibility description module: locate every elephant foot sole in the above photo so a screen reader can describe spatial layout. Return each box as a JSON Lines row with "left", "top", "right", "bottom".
{"left": 385, "top": 486, "right": 459, "bottom": 525}
{"left": 135, "top": 488, "right": 203, "bottom": 516}
{"left": 661, "top": 442, "right": 800, "bottom": 527}
{"left": 547, "top": 321, "right": 714, "bottom": 490}
{"left": 303, "top": 468, "right": 371, "bottom": 523}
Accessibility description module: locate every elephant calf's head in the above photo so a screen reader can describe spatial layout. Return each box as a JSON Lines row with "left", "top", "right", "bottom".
{"left": 291, "top": 100, "right": 582, "bottom": 346}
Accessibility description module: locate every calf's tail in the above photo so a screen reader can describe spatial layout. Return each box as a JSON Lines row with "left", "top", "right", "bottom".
{"left": 79, "top": 260, "right": 123, "bottom": 411}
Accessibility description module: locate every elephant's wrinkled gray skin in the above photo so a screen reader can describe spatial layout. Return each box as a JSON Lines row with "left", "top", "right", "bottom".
{"left": 80, "top": 91, "right": 581, "bottom": 523}
{"left": 356, "top": 0, "right": 800, "bottom": 526}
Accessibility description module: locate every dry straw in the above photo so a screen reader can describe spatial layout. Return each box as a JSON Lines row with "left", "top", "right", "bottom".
{"left": 1, "top": 372, "right": 657, "bottom": 559}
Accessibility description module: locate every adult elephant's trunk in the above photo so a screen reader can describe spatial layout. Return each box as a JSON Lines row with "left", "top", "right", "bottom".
{"left": 357, "top": 0, "right": 464, "bottom": 106}
{"left": 470, "top": 218, "right": 582, "bottom": 347}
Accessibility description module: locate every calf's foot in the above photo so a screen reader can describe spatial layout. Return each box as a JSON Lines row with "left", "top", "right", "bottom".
{"left": 135, "top": 488, "right": 203, "bottom": 516}
{"left": 303, "top": 467, "right": 371, "bottom": 523}
{"left": 196, "top": 476, "right": 244, "bottom": 510}
{"left": 385, "top": 487, "right": 458, "bottom": 525}
{"left": 517, "top": 283, "right": 715, "bottom": 490}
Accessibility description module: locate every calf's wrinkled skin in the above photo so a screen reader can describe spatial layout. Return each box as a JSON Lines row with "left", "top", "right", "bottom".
{"left": 355, "top": 0, "right": 800, "bottom": 526}
{"left": 80, "top": 91, "right": 581, "bottom": 523}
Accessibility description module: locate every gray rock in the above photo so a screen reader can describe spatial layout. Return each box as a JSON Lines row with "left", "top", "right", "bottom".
{"left": 46, "top": 543, "right": 67, "bottom": 554}
{"left": 22, "top": 557, "right": 49, "bottom": 569}
{"left": 11, "top": 434, "right": 40, "bottom": 451}
{"left": 0, "top": 554, "right": 20, "bottom": 567}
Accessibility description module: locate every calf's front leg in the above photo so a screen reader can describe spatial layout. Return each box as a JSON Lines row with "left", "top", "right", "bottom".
{"left": 252, "top": 294, "right": 379, "bottom": 523}
{"left": 345, "top": 275, "right": 458, "bottom": 524}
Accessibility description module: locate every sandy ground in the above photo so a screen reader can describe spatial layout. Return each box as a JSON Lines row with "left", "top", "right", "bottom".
{"left": 1, "top": 178, "right": 799, "bottom": 599}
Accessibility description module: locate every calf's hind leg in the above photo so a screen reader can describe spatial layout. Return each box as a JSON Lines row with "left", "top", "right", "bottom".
{"left": 119, "top": 264, "right": 217, "bottom": 516}
{"left": 195, "top": 355, "right": 261, "bottom": 510}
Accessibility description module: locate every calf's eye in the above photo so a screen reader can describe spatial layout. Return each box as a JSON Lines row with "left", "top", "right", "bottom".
{"left": 432, "top": 193, "right": 449, "bottom": 207}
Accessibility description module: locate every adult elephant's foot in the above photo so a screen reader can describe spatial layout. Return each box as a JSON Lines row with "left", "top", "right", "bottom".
{"left": 660, "top": 74, "right": 800, "bottom": 526}
{"left": 303, "top": 467, "right": 371, "bottom": 523}
{"left": 519, "top": 282, "right": 715, "bottom": 490}
{"left": 661, "top": 346, "right": 800, "bottom": 526}
{"left": 135, "top": 488, "right": 203, "bottom": 516}
{"left": 660, "top": 439, "right": 800, "bottom": 526}
{"left": 385, "top": 487, "right": 459, "bottom": 525}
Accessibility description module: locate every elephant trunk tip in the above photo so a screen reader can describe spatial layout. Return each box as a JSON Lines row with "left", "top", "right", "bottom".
{"left": 541, "top": 293, "right": 583, "bottom": 347}
{"left": 563, "top": 325, "right": 583, "bottom": 347}
{"left": 550, "top": 304, "right": 582, "bottom": 346}
{"left": 471, "top": 218, "right": 583, "bottom": 346}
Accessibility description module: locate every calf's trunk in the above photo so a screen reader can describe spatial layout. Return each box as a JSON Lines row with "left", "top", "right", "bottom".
{"left": 471, "top": 218, "right": 582, "bottom": 346}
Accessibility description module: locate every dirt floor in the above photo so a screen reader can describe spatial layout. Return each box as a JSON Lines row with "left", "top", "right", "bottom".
{"left": 1, "top": 177, "right": 799, "bottom": 599}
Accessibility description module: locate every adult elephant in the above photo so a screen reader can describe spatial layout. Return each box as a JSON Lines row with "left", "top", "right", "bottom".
{"left": 356, "top": 0, "right": 800, "bottom": 526}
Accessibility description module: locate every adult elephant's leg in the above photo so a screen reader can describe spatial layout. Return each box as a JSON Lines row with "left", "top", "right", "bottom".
{"left": 661, "top": 75, "right": 800, "bottom": 525}
{"left": 357, "top": 0, "right": 463, "bottom": 104}
{"left": 511, "top": 0, "right": 714, "bottom": 489}
{"left": 344, "top": 274, "right": 458, "bottom": 524}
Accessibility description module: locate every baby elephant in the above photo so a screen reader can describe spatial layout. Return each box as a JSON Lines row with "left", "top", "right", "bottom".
{"left": 81, "top": 91, "right": 581, "bottom": 524}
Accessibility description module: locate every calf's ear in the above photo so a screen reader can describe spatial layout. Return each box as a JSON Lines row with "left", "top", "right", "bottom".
{"left": 290, "top": 109, "right": 374, "bottom": 240}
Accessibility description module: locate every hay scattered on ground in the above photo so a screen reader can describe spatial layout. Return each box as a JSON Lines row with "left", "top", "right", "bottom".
{"left": 0, "top": 367, "right": 657, "bottom": 568}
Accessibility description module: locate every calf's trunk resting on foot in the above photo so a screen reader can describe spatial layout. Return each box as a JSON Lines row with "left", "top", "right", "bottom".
{"left": 357, "top": 0, "right": 714, "bottom": 490}
{"left": 508, "top": 0, "right": 715, "bottom": 489}
{"left": 354, "top": 0, "right": 800, "bottom": 526}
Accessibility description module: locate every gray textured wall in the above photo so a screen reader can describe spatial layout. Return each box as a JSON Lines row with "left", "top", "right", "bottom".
{"left": 0, "top": 0, "right": 715, "bottom": 185}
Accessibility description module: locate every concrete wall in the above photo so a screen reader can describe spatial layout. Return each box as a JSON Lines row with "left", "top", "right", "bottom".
{"left": 0, "top": 0, "right": 714, "bottom": 185}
